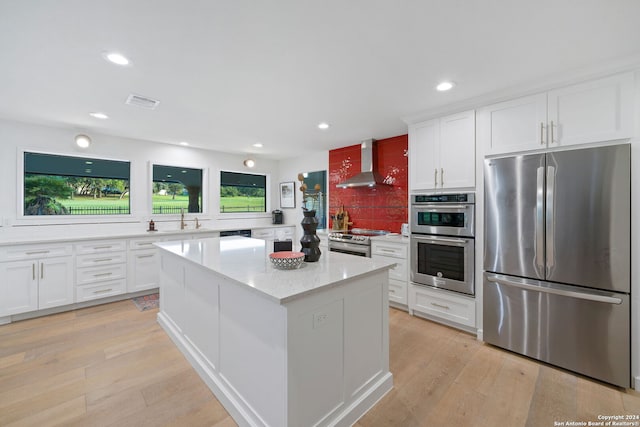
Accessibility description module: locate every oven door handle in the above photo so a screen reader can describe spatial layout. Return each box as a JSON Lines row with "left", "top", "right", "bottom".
{"left": 412, "top": 235, "right": 469, "bottom": 245}
{"left": 417, "top": 205, "right": 469, "bottom": 210}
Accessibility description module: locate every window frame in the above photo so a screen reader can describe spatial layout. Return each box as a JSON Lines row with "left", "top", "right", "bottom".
{"left": 17, "top": 148, "right": 133, "bottom": 224}
{"left": 149, "top": 162, "right": 208, "bottom": 217}
{"left": 217, "top": 168, "right": 271, "bottom": 219}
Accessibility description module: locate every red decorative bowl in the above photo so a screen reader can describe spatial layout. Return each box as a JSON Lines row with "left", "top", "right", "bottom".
{"left": 269, "top": 251, "right": 305, "bottom": 270}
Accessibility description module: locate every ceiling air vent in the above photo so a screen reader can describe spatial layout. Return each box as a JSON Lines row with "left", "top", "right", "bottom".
{"left": 125, "top": 94, "right": 160, "bottom": 110}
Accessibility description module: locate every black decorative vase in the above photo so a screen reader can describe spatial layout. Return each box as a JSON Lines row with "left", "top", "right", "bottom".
{"left": 300, "top": 209, "right": 322, "bottom": 262}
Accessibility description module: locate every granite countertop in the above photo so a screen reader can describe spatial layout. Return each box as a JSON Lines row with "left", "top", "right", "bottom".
{"left": 155, "top": 236, "right": 396, "bottom": 304}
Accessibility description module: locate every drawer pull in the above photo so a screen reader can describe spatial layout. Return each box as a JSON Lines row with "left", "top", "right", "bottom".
{"left": 138, "top": 242, "right": 154, "bottom": 246}
{"left": 93, "top": 288, "right": 113, "bottom": 294}
{"left": 93, "top": 245, "right": 113, "bottom": 250}
{"left": 389, "top": 289, "right": 396, "bottom": 293}
{"left": 431, "top": 302, "right": 450, "bottom": 310}
{"left": 137, "top": 254, "right": 155, "bottom": 259}
{"left": 93, "top": 258, "right": 113, "bottom": 263}
{"left": 26, "top": 250, "right": 50, "bottom": 255}
{"left": 93, "top": 272, "right": 113, "bottom": 277}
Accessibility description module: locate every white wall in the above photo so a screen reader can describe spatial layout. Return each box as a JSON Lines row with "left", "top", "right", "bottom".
{"left": 0, "top": 119, "right": 280, "bottom": 238}
{"left": 276, "top": 151, "right": 329, "bottom": 230}
{"left": 631, "top": 70, "right": 640, "bottom": 388}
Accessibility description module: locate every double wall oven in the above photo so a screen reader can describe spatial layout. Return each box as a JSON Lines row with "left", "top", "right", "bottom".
{"left": 410, "top": 193, "right": 475, "bottom": 296}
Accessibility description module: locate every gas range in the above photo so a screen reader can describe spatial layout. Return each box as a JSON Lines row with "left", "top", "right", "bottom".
{"left": 328, "top": 229, "right": 389, "bottom": 257}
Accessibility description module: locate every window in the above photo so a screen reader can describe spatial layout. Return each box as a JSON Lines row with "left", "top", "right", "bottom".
{"left": 299, "top": 170, "right": 327, "bottom": 229}
{"left": 23, "top": 152, "right": 130, "bottom": 216}
{"left": 152, "top": 165, "right": 203, "bottom": 214}
{"left": 220, "top": 171, "right": 266, "bottom": 213}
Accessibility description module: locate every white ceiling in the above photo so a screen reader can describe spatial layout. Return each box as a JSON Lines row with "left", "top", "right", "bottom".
{"left": 1, "top": 1, "right": 640, "bottom": 159}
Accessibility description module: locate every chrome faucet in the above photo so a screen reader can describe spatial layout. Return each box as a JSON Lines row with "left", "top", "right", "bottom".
{"left": 180, "top": 208, "right": 187, "bottom": 230}
{"left": 195, "top": 217, "right": 201, "bottom": 229}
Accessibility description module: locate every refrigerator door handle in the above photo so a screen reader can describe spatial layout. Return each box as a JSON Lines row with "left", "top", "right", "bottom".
{"left": 486, "top": 274, "right": 623, "bottom": 304}
{"left": 546, "top": 166, "right": 556, "bottom": 274}
{"left": 535, "top": 167, "right": 545, "bottom": 270}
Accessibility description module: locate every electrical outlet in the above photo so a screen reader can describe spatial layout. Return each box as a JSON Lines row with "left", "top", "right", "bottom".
{"left": 313, "top": 312, "right": 328, "bottom": 329}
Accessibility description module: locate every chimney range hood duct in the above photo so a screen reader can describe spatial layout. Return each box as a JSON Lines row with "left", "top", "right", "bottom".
{"left": 336, "top": 139, "right": 389, "bottom": 188}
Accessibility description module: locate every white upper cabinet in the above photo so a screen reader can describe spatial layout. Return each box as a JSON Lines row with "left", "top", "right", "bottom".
{"left": 409, "top": 110, "right": 475, "bottom": 191}
{"left": 409, "top": 119, "right": 439, "bottom": 190}
{"left": 547, "top": 73, "right": 634, "bottom": 146}
{"left": 439, "top": 110, "right": 476, "bottom": 189}
{"left": 480, "top": 72, "right": 634, "bottom": 155}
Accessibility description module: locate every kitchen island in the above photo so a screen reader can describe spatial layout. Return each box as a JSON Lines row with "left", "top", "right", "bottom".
{"left": 155, "top": 236, "right": 395, "bottom": 427}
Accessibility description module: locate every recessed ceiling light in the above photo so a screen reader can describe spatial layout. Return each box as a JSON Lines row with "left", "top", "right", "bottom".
{"left": 179, "top": 141, "right": 189, "bottom": 146}
{"left": 252, "top": 143, "right": 263, "bottom": 148}
{"left": 318, "top": 122, "right": 330, "bottom": 130}
{"left": 436, "top": 81, "right": 455, "bottom": 91}
{"left": 89, "top": 112, "right": 109, "bottom": 119}
{"left": 104, "top": 52, "right": 130, "bottom": 66}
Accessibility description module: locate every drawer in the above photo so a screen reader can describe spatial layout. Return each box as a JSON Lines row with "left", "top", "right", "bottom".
{"left": 371, "top": 241, "right": 407, "bottom": 259}
{"left": 77, "top": 263, "right": 126, "bottom": 285}
{"left": 252, "top": 228, "right": 275, "bottom": 239}
{"left": 76, "top": 252, "right": 127, "bottom": 268}
{"left": 0, "top": 243, "right": 72, "bottom": 262}
{"left": 372, "top": 254, "right": 408, "bottom": 282}
{"left": 129, "top": 237, "right": 161, "bottom": 250}
{"left": 75, "top": 240, "right": 126, "bottom": 255}
{"left": 76, "top": 279, "right": 126, "bottom": 302}
{"left": 409, "top": 284, "right": 476, "bottom": 328}
{"left": 388, "top": 278, "right": 408, "bottom": 305}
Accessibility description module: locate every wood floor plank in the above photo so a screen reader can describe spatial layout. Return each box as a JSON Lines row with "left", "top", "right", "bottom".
{"left": 2, "top": 302, "right": 639, "bottom": 427}
{"left": 4, "top": 395, "right": 86, "bottom": 427}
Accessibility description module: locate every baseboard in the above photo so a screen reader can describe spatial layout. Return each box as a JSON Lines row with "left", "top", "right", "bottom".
{"left": 7, "top": 288, "right": 159, "bottom": 323}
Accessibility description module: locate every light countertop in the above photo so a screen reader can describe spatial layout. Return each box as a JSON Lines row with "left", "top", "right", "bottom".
{"left": 155, "top": 236, "right": 396, "bottom": 304}
{"left": 370, "top": 234, "right": 410, "bottom": 244}
{"left": 0, "top": 223, "right": 298, "bottom": 246}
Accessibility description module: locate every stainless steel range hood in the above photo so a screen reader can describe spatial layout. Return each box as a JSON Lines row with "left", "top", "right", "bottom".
{"left": 336, "top": 139, "right": 389, "bottom": 188}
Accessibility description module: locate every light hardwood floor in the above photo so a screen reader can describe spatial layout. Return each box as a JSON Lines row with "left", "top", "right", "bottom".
{"left": 1, "top": 301, "right": 639, "bottom": 427}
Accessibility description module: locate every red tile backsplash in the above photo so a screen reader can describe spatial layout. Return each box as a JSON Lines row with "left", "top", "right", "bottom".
{"left": 329, "top": 134, "right": 408, "bottom": 233}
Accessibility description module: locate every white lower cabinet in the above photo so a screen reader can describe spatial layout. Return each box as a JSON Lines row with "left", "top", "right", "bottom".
{"left": 128, "top": 237, "right": 162, "bottom": 293}
{"left": 0, "top": 243, "right": 73, "bottom": 316}
{"left": 252, "top": 226, "right": 296, "bottom": 241}
{"left": 75, "top": 239, "right": 127, "bottom": 302}
{"left": 371, "top": 239, "right": 408, "bottom": 308}
{"left": 409, "top": 284, "right": 476, "bottom": 331}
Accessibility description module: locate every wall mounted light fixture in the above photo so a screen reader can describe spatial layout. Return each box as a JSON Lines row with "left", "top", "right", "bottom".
{"left": 75, "top": 134, "right": 91, "bottom": 148}
{"left": 243, "top": 159, "right": 255, "bottom": 168}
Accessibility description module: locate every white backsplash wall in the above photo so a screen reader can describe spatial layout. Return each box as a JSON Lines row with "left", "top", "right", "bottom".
{"left": 0, "top": 118, "right": 279, "bottom": 237}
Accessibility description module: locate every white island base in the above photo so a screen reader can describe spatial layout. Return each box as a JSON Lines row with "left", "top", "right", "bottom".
{"left": 156, "top": 237, "right": 394, "bottom": 427}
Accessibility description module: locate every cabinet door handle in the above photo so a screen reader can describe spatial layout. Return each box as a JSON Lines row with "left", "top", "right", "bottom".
{"left": 41, "top": 262, "right": 44, "bottom": 279}
{"left": 137, "top": 254, "right": 155, "bottom": 259}
{"left": 440, "top": 168, "right": 444, "bottom": 187}
{"left": 93, "top": 272, "right": 113, "bottom": 278}
{"left": 32, "top": 263, "right": 35, "bottom": 280}
{"left": 26, "top": 250, "right": 50, "bottom": 255}
{"left": 93, "top": 258, "right": 113, "bottom": 263}
{"left": 550, "top": 120, "right": 556, "bottom": 144}
{"left": 93, "top": 288, "right": 113, "bottom": 294}
{"left": 540, "top": 122, "right": 546, "bottom": 145}
{"left": 434, "top": 168, "right": 438, "bottom": 187}
{"left": 431, "top": 302, "right": 450, "bottom": 310}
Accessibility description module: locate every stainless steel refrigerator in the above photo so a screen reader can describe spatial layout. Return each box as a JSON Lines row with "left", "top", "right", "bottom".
{"left": 483, "top": 144, "right": 630, "bottom": 388}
